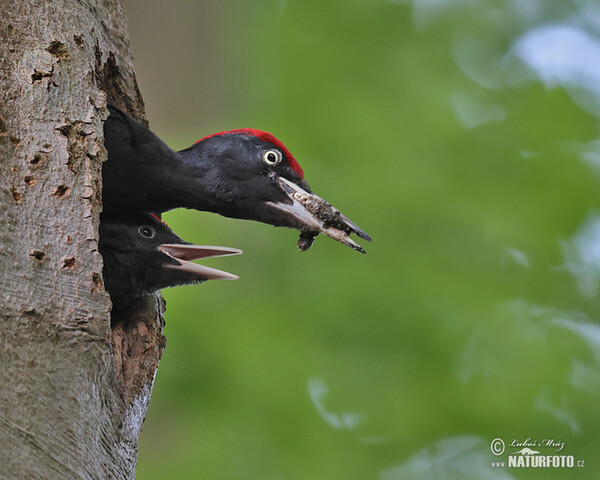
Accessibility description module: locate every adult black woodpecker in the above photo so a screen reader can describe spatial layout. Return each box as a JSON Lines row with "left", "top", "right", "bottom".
{"left": 103, "top": 105, "right": 372, "bottom": 253}
{"left": 99, "top": 213, "right": 241, "bottom": 300}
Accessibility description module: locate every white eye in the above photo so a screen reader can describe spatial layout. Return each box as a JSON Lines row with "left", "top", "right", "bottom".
{"left": 262, "top": 149, "right": 282, "bottom": 166}
{"left": 138, "top": 226, "right": 155, "bottom": 238}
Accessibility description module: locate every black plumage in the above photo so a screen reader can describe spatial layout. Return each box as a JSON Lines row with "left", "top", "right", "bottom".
{"left": 99, "top": 213, "right": 241, "bottom": 300}
{"left": 103, "top": 105, "right": 371, "bottom": 253}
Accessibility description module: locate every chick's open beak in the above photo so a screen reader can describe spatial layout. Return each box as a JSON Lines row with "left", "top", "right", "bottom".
{"left": 158, "top": 244, "right": 242, "bottom": 280}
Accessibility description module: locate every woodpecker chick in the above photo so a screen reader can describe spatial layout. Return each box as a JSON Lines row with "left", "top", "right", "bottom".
{"left": 99, "top": 213, "right": 241, "bottom": 300}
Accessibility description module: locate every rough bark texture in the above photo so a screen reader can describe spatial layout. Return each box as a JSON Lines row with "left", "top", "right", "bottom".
{"left": 0, "top": 1, "right": 165, "bottom": 478}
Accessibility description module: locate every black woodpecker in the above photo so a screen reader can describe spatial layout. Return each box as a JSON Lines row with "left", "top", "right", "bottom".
{"left": 99, "top": 213, "right": 241, "bottom": 301}
{"left": 103, "top": 105, "right": 372, "bottom": 253}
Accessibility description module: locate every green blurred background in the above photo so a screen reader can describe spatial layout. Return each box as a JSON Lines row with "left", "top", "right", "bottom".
{"left": 124, "top": 1, "right": 600, "bottom": 478}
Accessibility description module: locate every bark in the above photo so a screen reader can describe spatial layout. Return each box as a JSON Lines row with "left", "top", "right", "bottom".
{"left": 0, "top": 1, "right": 165, "bottom": 478}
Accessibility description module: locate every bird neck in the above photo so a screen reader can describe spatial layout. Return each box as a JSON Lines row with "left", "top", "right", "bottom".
{"left": 172, "top": 146, "right": 226, "bottom": 213}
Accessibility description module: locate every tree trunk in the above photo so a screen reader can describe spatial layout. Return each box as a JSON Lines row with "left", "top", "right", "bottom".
{"left": 0, "top": 1, "right": 165, "bottom": 478}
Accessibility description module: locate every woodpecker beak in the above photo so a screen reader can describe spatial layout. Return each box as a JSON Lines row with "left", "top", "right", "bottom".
{"left": 267, "top": 177, "right": 372, "bottom": 253}
{"left": 158, "top": 244, "right": 242, "bottom": 280}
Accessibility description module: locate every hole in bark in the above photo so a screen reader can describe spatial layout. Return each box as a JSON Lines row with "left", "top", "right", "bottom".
{"left": 94, "top": 88, "right": 162, "bottom": 402}
{"left": 30, "top": 250, "right": 46, "bottom": 262}
{"left": 73, "top": 35, "right": 84, "bottom": 47}
{"left": 92, "top": 272, "right": 103, "bottom": 292}
{"left": 53, "top": 185, "right": 70, "bottom": 198}
{"left": 62, "top": 257, "right": 76, "bottom": 269}
{"left": 9, "top": 135, "right": 20, "bottom": 146}
{"left": 31, "top": 154, "right": 44, "bottom": 166}
{"left": 31, "top": 68, "right": 53, "bottom": 83}
{"left": 31, "top": 70, "right": 44, "bottom": 82}
{"left": 66, "top": 235, "right": 73, "bottom": 244}
{"left": 56, "top": 124, "right": 72, "bottom": 137}
{"left": 46, "top": 41, "right": 69, "bottom": 61}
{"left": 10, "top": 187, "right": 22, "bottom": 204}
{"left": 24, "top": 176, "right": 36, "bottom": 187}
